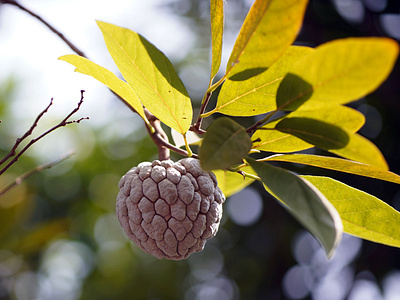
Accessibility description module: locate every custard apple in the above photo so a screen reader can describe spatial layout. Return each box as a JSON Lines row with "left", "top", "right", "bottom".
{"left": 116, "top": 157, "right": 225, "bottom": 260}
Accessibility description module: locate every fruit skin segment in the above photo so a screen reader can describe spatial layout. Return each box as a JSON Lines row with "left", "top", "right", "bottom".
{"left": 116, "top": 158, "right": 225, "bottom": 260}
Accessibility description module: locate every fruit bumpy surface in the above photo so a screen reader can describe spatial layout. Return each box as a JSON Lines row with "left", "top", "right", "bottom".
{"left": 116, "top": 158, "right": 225, "bottom": 260}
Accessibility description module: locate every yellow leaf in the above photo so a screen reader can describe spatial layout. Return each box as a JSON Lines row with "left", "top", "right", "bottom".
{"left": 59, "top": 54, "right": 148, "bottom": 125}
{"left": 213, "top": 166, "right": 256, "bottom": 198}
{"left": 303, "top": 176, "right": 400, "bottom": 248}
{"left": 278, "top": 38, "right": 399, "bottom": 110}
{"left": 226, "top": 0, "right": 309, "bottom": 77}
{"left": 97, "top": 21, "right": 192, "bottom": 134}
{"left": 210, "top": 0, "right": 224, "bottom": 81}
{"left": 210, "top": 46, "right": 313, "bottom": 116}
{"left": 265, "top": 154, "right": 400, "bottom": 183}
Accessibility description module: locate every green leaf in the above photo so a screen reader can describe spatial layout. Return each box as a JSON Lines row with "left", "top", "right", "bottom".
{"left": 213, "top": 166, "right": 256, "bottom": 198}
{"left": 252, "top": 121, "right": 313, "bottom": 153}
{"left": 277, "top": 38, "right": 399, "bottom": 110}
{"left": 210, "top": 0, "right": 224, "bottom": 81}
{"left": 211, "top": 46, "right": 313, "bottom": 117}
{"left": 274, "top": 118, "right": 350, "bottom": 149}
{"left": 200, "top": 117, "right": 252, "bottom": 171}
{"left": 251, "top": 104, "right": 365, "bottom": 153}
{"left": 288, "top": 103, "right": 365, "bottom": 133}
{"left": 248, "top": 159, "right": 343, "bottom": 257}
{"left": 252, "top": 117, "right": 348, "bottom": 153}
{"left": 265, "top": 154, "right": 400, "bottom": 184}
{"left": 97, "top": 21, "right": 192, "bottom": 134}
{"left": 59, "top": 54, "right": 149, "bottom": 125}
{"left": 252, "top": 116, "right": 388, "bottom": 169}
{"left": 226, "top": 0, "right": 309, "bottom": 77}
{"left": 303, "top": 176, "right": 400, "bottom": 248}
{"left": 329, "top": 132, "right": 388, "bottom": 170}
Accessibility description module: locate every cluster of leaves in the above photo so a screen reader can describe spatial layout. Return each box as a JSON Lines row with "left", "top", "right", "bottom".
{"left": 60, "top": 0, "right": 399, "bottom": 257}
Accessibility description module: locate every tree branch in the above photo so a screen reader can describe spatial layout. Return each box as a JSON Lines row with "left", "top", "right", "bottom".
{"left": 1, "top": 0, "right": 194, "bottom": 161}
{"left": 144, "top": 109, "right": 199, "bottom": 160}
{"left": 0, "top": 99, "right": 53, "bottom": 166}
{"left": 0, "top": 90, "right": 88, "bottom": 176}
{"left": 0, "top": 152, "right": 74, "bottom": 197}
{"left": 1, "top": 0, "right": 86, "bottom": 58}
{"left": 191, "top": 92, "right": 211, "bottom": 135}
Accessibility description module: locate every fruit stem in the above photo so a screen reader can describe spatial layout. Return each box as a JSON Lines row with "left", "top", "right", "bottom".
{"left": 144, "top": 109, "right": 199, "bottom": 160}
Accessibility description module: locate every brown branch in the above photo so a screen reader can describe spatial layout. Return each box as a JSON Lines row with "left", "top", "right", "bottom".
{"left": 0, "top": 0, "right": 86, "bottom": 58}
{"left": 144, "top": 109, "right": 199, "bottom": 160}
{"left": 0, "top": 152, "right": 74, "bottom": 197}
{"left": 246, "top": 110, "right": 279, "bottom": 134}
{"left": 191, "top": 92, "right": 211, "bottom": 134}
{"left": 1, "top": 0, "right": 195, "bottom": 160}
{"left": 0, "top": 99, "right": 53, "bottom": 166}
{"left": 0, "top": 90, "right": 88, "bottom": 176}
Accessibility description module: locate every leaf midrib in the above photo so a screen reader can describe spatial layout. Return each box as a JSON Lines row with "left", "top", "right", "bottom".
{"left": 216, "top": 77, "right": 282, "bottom": 111}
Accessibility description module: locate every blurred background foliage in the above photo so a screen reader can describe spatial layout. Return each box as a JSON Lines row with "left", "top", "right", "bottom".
{"left": 1, "top": 0, "right": 400, "bottom": 299}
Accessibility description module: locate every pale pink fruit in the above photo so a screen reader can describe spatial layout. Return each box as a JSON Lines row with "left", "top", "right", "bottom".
{"left": 116, "top": 158, "right": 225, "bottom": 260}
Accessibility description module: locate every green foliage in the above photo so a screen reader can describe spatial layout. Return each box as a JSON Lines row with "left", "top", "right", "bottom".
{"left": 207, "top": 46, "right": 313, "bottom": 117}
{"left": 199, "top": 117, "right": 252, "bottom": 171}
{"left": 61, "top": 21, "right": 192, "bottom": 135}
{"left": 225, "top": 0, "right": 309, "bottom": 77}
{"left": 60, "top": 0, "right": 400, "bottom": 257}
{"left": 248, "top": 158, "right": 342, "bottom": 257}
{"left": 264, "top": 154, "right": 400, "bottom": 184}
{"left": 59, "top": 55, "right": 149, "bottom": 126}
{"left": 212, "top": 165, "right": 255, "bottom": 198}
{"left": 209, "top": 0, "right": 224, "bottom": 82}
{"left": 303, "top": 176, "right": 400, "bottom": 248}
{"left": 253, "top": 115, "right": 388, "bottom": 169}
{"left": 277, "top": 38, "right": 399, "bottom": 110}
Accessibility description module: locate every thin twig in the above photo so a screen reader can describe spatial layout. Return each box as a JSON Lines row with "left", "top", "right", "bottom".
{"left": 2, "top": 0, "right": 193, "bottom": 160}
{"left": 0, "top": 152, "right": 74, "bottom": 197}
{"left": 0, "top": 91, "right": 87, "bottom": 176}
{"left": 246, "top": 110, "right": 279, "bottom": 134}
{"left": 144, "top": 109, "right": 199, "bottom": 160}
{"left": 191, "top": 92, "right": 211, "bottom": 134}
{"left": 0, "top": 99, "right": 53, "bottom": 166}
{"left": 0, "top": 0, "right": 86, "bottom": 58}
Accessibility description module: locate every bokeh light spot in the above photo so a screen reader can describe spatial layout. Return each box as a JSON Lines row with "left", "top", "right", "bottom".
{"left": 283, "top": 265, "right": 313, "bottom": 299}
{"left": 348, "top": 277, "right": 383, "bottom": 300}
{"left": 333, "top": 0, "right": 365, "bottom": 23}
{"left": 189, "top": 246, "right": 224, "bottom": 281}
{"left": 185, "top": 276, "right": 237, "bottom": 300}
{"left": 227, "top": 187, "right": 263, "bottom": 226}
{"left": 382, "top": 271, "right": 400, "bottom": 300}
{"left": 358, "top": 103, "right": 382, "bottom": 139}
{"left": 380, "top": 14, "right": 400, "bottom": 40}
{"left": 363, "top": 0, "right": 387, "bottom": 12}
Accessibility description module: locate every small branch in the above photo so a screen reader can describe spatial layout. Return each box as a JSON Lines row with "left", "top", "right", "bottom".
{"left": 1, "top": 0, "right": 193, "bottom": 160}
{"left": 144, "top": 109, "right": 170, "bottom": 161}
{"left": 191, "top": 92, "right": 212, "bottom": 134}
{"left": 246, "top": 119, "right": 265, "bottom": 134}
{"left": 0, "top": 99, "right": 53, "bottom": 166}
{"left": 246, "top": 110, "right": 278, "bottom": 134}
{"left": 0, "top": 152, "right": 74, "bottom": 197}
{"left": 1, "top": 0, "right": 86, "bottom": 58}
{"left": 144, "top": 109, "right": 199, "bottom": 160}
{"left": 0, "top": 91, "right": 87, "bottom": 176}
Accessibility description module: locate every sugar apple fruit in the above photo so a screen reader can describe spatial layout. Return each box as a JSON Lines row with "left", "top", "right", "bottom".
{"left": 116, "top": 157, "right": 225, "bottom": 260}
